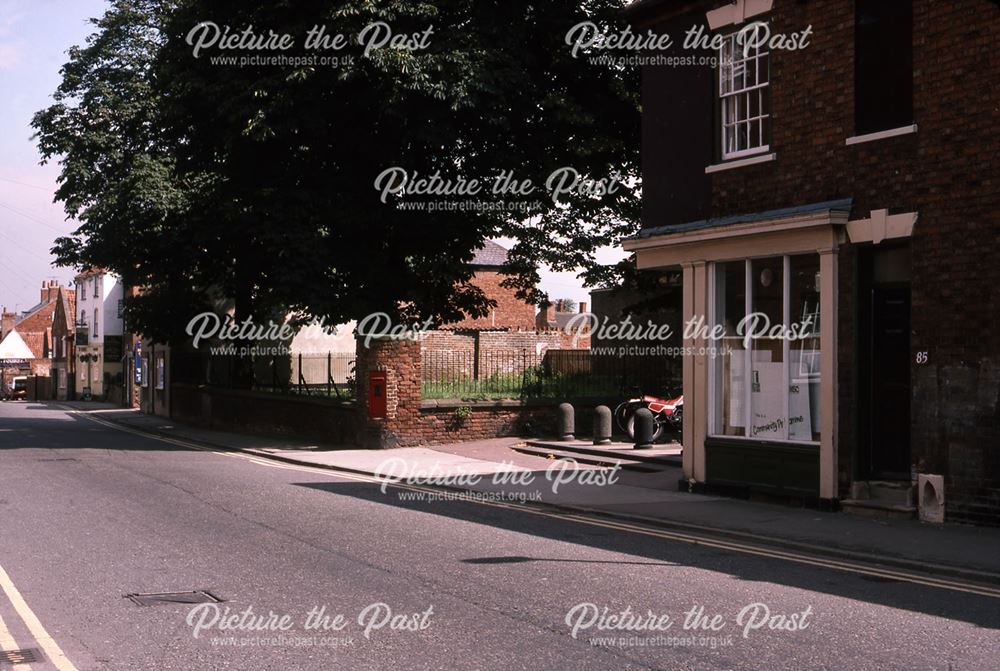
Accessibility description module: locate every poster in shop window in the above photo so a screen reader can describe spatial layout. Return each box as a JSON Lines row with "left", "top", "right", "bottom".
{"left": 750, "top": 360, "right": 784, "bottom": 439}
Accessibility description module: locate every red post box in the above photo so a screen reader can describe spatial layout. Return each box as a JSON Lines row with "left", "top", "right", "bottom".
{"left": 368, "top": 371, "right": 387, "bottom": 419}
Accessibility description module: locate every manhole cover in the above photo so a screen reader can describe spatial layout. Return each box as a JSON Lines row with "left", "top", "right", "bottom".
{"left": 125, "top": 591, "right": 222, "bottom": 606}
{"left": 0, "top": 648, "right": 39, "bottom": 665}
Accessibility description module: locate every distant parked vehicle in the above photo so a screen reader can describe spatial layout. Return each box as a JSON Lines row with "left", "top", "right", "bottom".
{"left": 10, "top": 376, "right": 28, "bottom": 400}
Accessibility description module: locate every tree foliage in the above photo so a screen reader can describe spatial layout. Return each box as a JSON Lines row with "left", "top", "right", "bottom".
{"left": 34, "top": 0, "right": 640, "bottom": 341}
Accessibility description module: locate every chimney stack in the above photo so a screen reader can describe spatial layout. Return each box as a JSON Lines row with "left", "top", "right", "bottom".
{"left": 40, "top": 280, "right": 61, "bottom": 305}
{"left": 579, "top": 302, "right": 588, "bottom": 314}
{"left": 1, "top": 306, "right": 14, "bottom": 340}
{"left": 536, "top": 300, "right": 556, "bottom": 331}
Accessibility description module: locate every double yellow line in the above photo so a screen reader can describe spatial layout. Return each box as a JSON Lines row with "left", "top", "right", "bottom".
{"left": 0, "top": 564, "right": 78, "bottom": 671}
{"left": 74, "top": 409, "right": 1000, "bottom": 600}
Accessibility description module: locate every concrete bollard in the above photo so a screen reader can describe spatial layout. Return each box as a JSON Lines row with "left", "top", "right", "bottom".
{"left": 593, "top": 405, "right": 612, "bottom": 445}
{"left": 633, "top": 408, "right": 654, "bottom": 449}
{"left": 557, "top": 403, "right": 575, "bottom": 441}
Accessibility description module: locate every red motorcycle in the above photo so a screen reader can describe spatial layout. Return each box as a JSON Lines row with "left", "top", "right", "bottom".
{"left": 614, "top": 389, "right": 683, "bottom": 442}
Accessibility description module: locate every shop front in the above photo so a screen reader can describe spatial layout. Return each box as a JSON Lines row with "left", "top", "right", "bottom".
{"left": 624, "top": 200, "right": 851, "bottom": 506}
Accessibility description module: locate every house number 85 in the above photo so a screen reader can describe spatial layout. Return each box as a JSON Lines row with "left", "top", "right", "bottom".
{"left": 915, "top": 351, "right": 929, "bottom": 365}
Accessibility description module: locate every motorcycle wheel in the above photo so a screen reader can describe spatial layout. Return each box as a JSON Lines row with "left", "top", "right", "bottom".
{"left": 625, "top": 413, "right": 666, "bottom": 443}
{"left": 613, "top": 401, "right": 643, "bottom": 433}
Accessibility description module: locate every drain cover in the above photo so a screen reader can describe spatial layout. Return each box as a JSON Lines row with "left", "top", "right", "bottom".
{"left": 126, "top": 591, "right": 221, "bottom": 607}
{"left": 35, "top": 458, "right": 78, "bottom": 462}
{"left": 0, "top": 648, "right": 39, "bottom": 665}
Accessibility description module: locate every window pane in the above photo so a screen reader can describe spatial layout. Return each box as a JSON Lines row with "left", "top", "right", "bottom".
{"left": 733, "top": 62, "right": 746, "bottom": 90}
{"left": 713, "top": 261, "right": 747, "bottom": 437}
{"left": 746, "top": 58, "right": 757, "bottom": 87}
{"left": 789, "top": 254, "right": 822, "bottom": 442}
{"left": 750, "top": 257, "right": 784, "bottom": 439}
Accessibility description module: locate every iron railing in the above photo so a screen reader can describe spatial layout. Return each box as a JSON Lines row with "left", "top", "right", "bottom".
{"left": 172, "top": 352, "right": 356, "bottom": 399}
{"left": 422, "top": 348, "right": 680, "bottom": 401}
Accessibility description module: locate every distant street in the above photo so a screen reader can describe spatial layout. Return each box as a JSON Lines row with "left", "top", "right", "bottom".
{"left": 0, "top": 400, "right": 998, "bottom": 671}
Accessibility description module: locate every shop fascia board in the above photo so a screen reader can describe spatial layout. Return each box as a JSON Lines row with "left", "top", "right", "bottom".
{"left": 625, "top": 211, "right": 848, "bottom": 268}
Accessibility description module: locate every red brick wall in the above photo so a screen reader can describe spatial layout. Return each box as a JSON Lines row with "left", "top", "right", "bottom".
{"left": 356, "top": 337, "right": 572, "bottom": 447}
{"left": 445, "top": 270, "right": 537, "bottom": 331}
{"left": 170, "top": 383, "right": 357, "bottom": 444}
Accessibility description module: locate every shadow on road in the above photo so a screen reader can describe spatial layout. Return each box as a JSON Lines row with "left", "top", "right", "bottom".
{"left": 0, "top": 405, "right": 191, "bottom": 452}
{"left": 293, "top": 479, "right": 1000, "bottom": 631}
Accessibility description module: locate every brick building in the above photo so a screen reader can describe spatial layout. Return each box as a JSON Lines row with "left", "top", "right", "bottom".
{"left": 443, "top": 240, "right": 537, "bottom": 331}
{"left": 423, "top": 240, "right": 570, "bottom": 363}
{"left": 51, "top": 286, "right": 77, "bottom": 400}
{"left": 623, "top": 0, "right": 999, "bottom": 523}
{"left": 12, "top": 280, "right": 65, "bottom": 376}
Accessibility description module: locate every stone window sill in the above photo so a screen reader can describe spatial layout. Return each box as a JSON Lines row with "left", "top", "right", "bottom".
{"left": 705, "top": 152, "right": 777, "bottom": 174}
{"left": 845, "top": 124, "right": 917, "bottom": 146}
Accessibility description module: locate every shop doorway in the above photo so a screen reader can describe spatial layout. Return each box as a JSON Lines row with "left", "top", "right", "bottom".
{"left": 858, "top": 245, "right": 912, "bottom": 480}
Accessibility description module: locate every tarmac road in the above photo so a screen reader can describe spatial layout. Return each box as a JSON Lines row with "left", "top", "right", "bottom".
{"left": 0, "top": 400, "right": 997, "bottom": 671}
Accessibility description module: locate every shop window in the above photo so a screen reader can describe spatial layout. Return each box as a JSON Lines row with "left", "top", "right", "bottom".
{"left": 711, "top": 254, "right": 821, "bottom": 443}
{"left": 712, "top": 261, "right": 748, "bottom": 437}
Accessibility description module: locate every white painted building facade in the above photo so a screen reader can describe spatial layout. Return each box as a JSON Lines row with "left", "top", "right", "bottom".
{"left": 74, "top": 270, "right": 125, "bottom": 398}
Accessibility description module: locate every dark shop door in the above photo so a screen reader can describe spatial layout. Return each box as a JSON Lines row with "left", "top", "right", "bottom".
{"left": 869, "top": 286, "right": 911, "bottom": 479}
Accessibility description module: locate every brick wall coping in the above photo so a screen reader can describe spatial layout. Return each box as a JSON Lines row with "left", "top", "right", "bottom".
{"left": 421, "top": 397, "right": 619, "bottom": 411}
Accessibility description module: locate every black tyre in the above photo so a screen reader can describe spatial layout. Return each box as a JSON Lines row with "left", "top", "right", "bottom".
{"left": 613, "top": 401, "right": 643, "bottom": 433}
{"left": 625, "top": 412, "right": 666, "bottom": 443}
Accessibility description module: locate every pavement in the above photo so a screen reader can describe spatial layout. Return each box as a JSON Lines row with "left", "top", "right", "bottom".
{"left": 57, "top": 400, "right": 1000, "bottom": 583}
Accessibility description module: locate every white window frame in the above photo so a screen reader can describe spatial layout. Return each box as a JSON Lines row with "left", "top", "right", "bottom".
{"left": 707, "top": 255, "right": 820, "bottom": 446}
{"left": 719, "top": 30, "right": 771, "bottom": 160}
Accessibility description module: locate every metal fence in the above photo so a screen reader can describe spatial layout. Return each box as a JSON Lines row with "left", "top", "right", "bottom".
{"left": 171, "top": 348, "right": 678, "bottom": 403}
{"left": 422, "top": 349, "right": 680, "bottom": 401}
{"left": 173, "top": 352, "right": 356, "bottom": 399}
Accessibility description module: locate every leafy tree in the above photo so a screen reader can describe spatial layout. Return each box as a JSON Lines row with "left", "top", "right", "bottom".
{"left": 35, "top": 0, "right": 641, "bottom": 344}
{"left": 554, "top": 298, "right": 578, "bottom": 313}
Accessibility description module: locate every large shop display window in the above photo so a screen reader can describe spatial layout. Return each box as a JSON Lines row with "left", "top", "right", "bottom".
{"left": 711, "top": 254, "right": 821, "bottom": 443}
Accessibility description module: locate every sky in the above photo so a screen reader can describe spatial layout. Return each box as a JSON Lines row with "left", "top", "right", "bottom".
{"left": 0, "top": 0, "right": 108, "bottom": 313}
{"left": 0, "top": 0, "right": 622, "bottom": 316}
